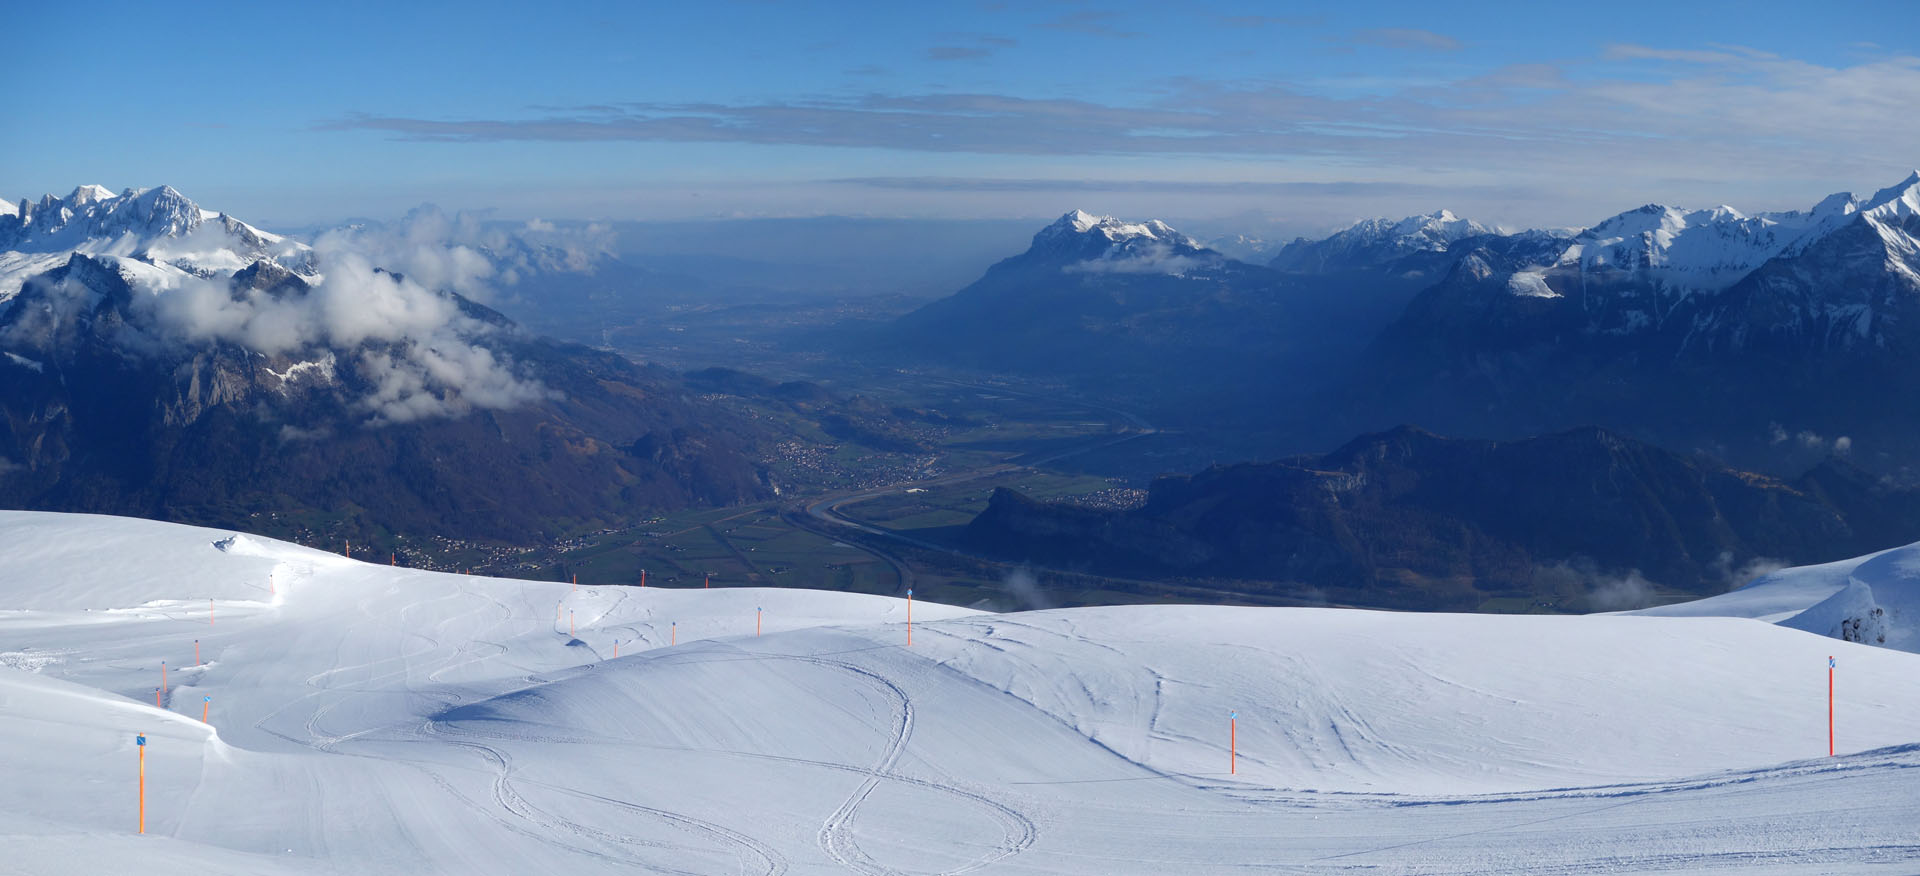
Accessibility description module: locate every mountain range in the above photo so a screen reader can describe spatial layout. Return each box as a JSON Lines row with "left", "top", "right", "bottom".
{"left": 965, "top": 425, "right": 1920, "bottom": 611}
{"left": 884, "top": 171, "right": 1920, "bottom": 474}
{"left": 1355, "top": 171, "right": 1920, "bottom": 468}
{"left": 879, "top": 209, "right": 1401, "bottom": 415}
{"left": 0, "top": 186, "right": 772, "bottom": 544}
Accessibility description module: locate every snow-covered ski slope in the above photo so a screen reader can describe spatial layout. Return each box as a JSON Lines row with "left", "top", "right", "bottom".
{"left": 1635, "top": 542, "right": 1920, "bottom": 653}
{"left": 2, "top": 510, "right": 1917, "bottom": 874}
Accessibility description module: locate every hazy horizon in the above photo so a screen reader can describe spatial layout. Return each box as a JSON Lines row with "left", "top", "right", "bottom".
{"left": 7, "top": 1, "right": 1916, "bottom": 233}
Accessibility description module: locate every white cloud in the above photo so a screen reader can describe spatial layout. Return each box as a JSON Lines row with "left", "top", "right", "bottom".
{"left": 136, "top": 228, "right": 554, "bottom": 425}
{"left": 1063, "top": 239, "right": 1218, "bottom": 276}
{"left": 1350, "top": 28, "right": 1462, "bottom": 52}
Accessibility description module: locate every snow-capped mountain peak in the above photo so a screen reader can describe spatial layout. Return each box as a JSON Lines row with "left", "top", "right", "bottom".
{"left": 1042, "top": 210, "right": 1191, "bottom": 245}
{"left": 1387, "top": 208, "right": 1490, "bottom": 240}
{"left": 1542, "top": 193, "right": 1871, "bottom": 295}
{"left": 0, "top": 184, "right": 311, "bottom": 298}
{"left": 1809, "top": 191, "right": 1859, "bottom": 220}
{"left": 66, "top": 184, "right": 117, "bottom": 206}
{"left": 1861, "top": 170, "right": 1920, "bottom": 221}
{"left": 1013, "top": 211, "right": 1222, "bottom": 277}
{"left": 1063, "top": 208, "right": 1104, "bottom": 233}
{"left": 1268, "top": 209, "right": 1493, "bottom": 273}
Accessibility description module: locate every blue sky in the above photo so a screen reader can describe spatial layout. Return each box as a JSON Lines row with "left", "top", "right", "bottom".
{"left": 5, "top": 0, "right": 1916, "bottom": 233}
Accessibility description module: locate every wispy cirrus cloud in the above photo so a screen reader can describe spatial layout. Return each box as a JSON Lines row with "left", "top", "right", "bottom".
{"left": 320, "top": 45, "right": 1920, "bottom": 212}
{"left": 1042, "top": 10, "right": 1138, "bottom": 38}
{"left": 830, "top": 176, "right": 1533, "bottom": 199}
{"left": 926, "top": 33, "right": 1018, "bottom": 61}
{"left": 1216, "top": 14, "right": 1321, "bottom": 29}
{"left": 928, "top": 46, "right": 994, "bottom": 60}
{"left": 1348, "top": 27, "right": 1463, "bottom": 52}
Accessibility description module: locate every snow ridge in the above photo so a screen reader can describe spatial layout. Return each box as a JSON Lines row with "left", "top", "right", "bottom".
{"left": 0, "top": 184, "right": 312, "bottom": 299}
{"left": 1038, "top": 209, "right": 1198, "bottom": 248}
{"left": 1495, "top": 173, "right": 1920, "bottom": 303}
{"left": 1546, "top": 198, "right": 1858, "bottom": 295}
{"left": 1270, "top": 209, "right": 1495, "bottom": 273}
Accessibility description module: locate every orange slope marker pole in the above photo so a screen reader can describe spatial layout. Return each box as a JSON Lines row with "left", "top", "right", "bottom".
{"left": 201, "top": 695, "right": 210, "bottom": 724}
{"left": 345, "top": 539, "right": 350, "bottom": 559}
{"left": 757, "top": 607, "right": 762, "bottom": 637}
{"left": 194, "top": 639, "right": 200, "bottom": 666}
{"left": 1230, "top": 711, "right": 1238, "bottom": 775}
{"left": 572, "top": 573, "right": 577, "bottom": 593}
{"left": 137, "top": 733, "right": 146, "bottom": 834}
{"left": 570, "top": 610, "right": 575, "bottom": 638}
{"left": 391, "top": 553, "right": 396, "bottom": 566}
{"left": 671, "top": 622, "right": 676, "bottom": 646}
{"left": 640, "top": 569, "right": 646, "bottom": 588}
{"left": 1830, "top": 655, "right": 1836, "bottom": 757}
{"left": 154, "top": 687, "right": 162, "bottom": 708}
{"left": 160, "top": 662, "right": 167, "bottom": 694}
{"left": 704, "top": 573, "right": 710, "bottom": 589}
{"left": 906, "top": 589, "right": 913, "bottom": 646}
{"left": 614, "top": 639, "right": 619, "bottom": 658}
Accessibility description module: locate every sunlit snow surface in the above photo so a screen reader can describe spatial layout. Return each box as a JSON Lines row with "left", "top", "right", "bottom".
{"left": 1635, "top": 541, "right": 1920, "bottom": 653}
{"left": 2, "top": 510, "right": 1917, "bottom": 874}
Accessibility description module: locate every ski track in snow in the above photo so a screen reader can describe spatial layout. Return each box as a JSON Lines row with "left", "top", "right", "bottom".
{"left": 5, "top": 511, "right": 1920, "bottom": 874}
{"left": 792, "top": 648, "right": 1038, "bottom": 876}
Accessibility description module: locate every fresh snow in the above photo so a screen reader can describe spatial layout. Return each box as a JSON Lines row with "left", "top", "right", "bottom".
{"left": 1506, "top": 268, "right": 1558, "bottom": 298}
{"left": 263, "top": 355, "right": 339, "bottom": 391}
{"left": 1268, "top": 209, "right": 1496, "bottom": 273}
{"left": 0, "top": 184, "right": 312, "bottom": 302}
{"left": 1048, "top": 209, "right": 1187, "bottom": 244}
{"left": 0, "top": 251, "right": 70, "bottom": 298}
{"left": 68, "top": 184, "right": 118, "bottom": 205}
{"left": 3, "top": 510, "right": 1918, "bottom": 874}
{"left": 1638, "top": 539, "right": 1920, "bottom": 653}
{"left": 1860, "top": 170, "right": 1920, "bottom": 222}
{"left": 1553, "top": 204, "right": 1829, "bottom": 293}
{"left": 1529, "top": 177, "right": 1914, "bottom": 296}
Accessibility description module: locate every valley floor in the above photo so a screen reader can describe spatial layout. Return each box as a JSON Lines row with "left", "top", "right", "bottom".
{"left": 1, "top": 511, "right": 1915, "bottom": 874}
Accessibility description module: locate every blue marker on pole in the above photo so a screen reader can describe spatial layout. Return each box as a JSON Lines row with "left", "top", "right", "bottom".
{"left": 137, "top": 733, "right": 147, "bottom": 833}
{"left": 1229, "top": 711, "right": 1238, "bottom": 774}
